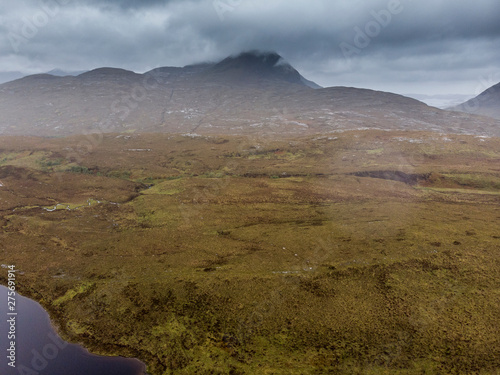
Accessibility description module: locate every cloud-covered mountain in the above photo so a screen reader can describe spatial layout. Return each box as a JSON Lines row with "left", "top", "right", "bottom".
{"left": 198, "top": 51, "right": 321, "bottom": 88}
{"left": 0, "top": 51, "right": 498, "bottom": 137}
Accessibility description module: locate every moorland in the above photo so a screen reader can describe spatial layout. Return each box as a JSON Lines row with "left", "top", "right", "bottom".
{"left": 1, "top": 129, "right": 499, "bottom": 374}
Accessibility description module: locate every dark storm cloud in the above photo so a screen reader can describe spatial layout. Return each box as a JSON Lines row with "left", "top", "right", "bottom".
{"left": 0, "top": 0, "right": 499, "bottom": 96}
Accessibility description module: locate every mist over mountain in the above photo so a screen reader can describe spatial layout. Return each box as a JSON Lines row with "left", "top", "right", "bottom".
{"left": 0, "top": 51, "right": 498, "bottom": 137}
{"left": 199, "top": 51, "right": 320, "bottom": 88}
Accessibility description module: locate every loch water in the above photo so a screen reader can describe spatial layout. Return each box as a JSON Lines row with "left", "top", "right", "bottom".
{"left": 1, "top": 285, "right": 147, "bottom": 375}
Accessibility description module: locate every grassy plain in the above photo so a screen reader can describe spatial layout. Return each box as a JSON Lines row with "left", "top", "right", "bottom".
{"left": 1, "top": 130, "right": 500, "bottom": 374}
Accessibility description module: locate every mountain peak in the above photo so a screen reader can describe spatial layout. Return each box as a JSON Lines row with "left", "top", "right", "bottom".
{"left": 77, "top": 67, "right": 141, "bottom": 79}
{"left": 228, "top": 50, "right": 284, "bottom": 65}
{"left": 205, "top": 50, "right": 319, "bottom": 88}
{"left": 214, "top": 50, "right": 292, "bottom": 73}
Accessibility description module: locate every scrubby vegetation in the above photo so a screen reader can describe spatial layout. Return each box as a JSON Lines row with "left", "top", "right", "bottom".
{"left": 1, "top": 130, "right": 499, "bottom": 374}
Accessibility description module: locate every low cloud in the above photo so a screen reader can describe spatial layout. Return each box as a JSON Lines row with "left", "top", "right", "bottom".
{"left": 0, "top": 0, "right": 499, "bottom": 95}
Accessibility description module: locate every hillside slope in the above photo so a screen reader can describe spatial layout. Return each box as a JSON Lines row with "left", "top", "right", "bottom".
{"left": 450, "top": 82, "right": 500, "bottom": 120}
{"left": 0, "top": 51, "right": 499, "bottom": 137}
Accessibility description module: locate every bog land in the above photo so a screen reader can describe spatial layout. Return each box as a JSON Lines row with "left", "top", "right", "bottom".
{"left": 0, "top": 130, "right": 499, "bottom": 374}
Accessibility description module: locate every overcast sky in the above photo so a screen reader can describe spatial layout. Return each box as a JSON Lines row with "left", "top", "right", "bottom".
{"left": 1, "top": 0, "right": 499, "bottom": 101}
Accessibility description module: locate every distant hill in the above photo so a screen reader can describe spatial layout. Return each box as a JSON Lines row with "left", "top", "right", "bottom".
{"left": 0, "top": 71, "right": 25, "bottom": 84}
{"left": 450, "top": 82, "right": 500, "bottom": 120}
{"left": 46, "top": 69, "right": 88, "bottom": 77}
{"left": 0, "top": 51, "right": 499, "bottom": 137}
{"left": 0, "top": 69, "right": 87, "bottom": 84}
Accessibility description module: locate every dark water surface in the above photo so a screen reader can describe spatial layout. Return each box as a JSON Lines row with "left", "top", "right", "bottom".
{"left": 1, "top": 285, "right": 147, "bottom": 375}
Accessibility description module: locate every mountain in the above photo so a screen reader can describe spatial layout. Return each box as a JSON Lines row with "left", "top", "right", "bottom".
{"left": 46, "top": 69, "right": 88, "bottom": 77}
{"left": 0, "top": 71, "right": 25, "bottom": 84}
{"left": 198, "top": 51, "right": 320, "bottom": 88}
{"left": 450, "top": 82, "right": 500, "bottom": 120}
{"left": 0, "top": 69, "right": 86, "bottom": 85}
{"left": 144, "top": 63, "right": 215, "bottom": 84}
{"left": 144, "top": 52, "right": 320, "bottom": 89}
{"left": 0, "top": 51, "right": 499, "bottom": 137}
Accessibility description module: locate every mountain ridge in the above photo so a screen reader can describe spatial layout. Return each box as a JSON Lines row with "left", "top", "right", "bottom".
{"left": 0, "top": 51, "right": 499, "bottom": 137}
